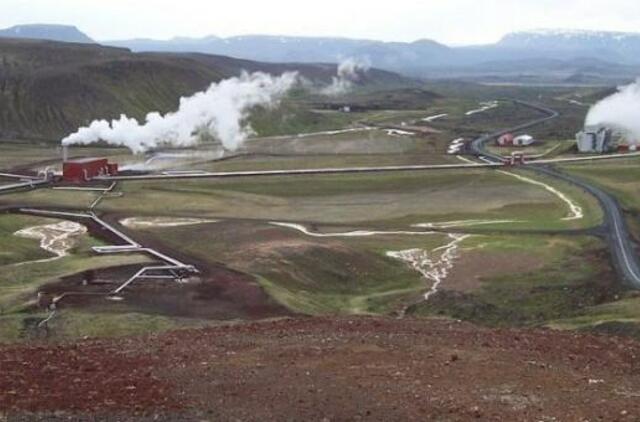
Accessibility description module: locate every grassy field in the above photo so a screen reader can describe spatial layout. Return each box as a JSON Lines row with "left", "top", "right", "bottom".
{"left": 0, "top": 186, "right": 101, "bottom": 209}
{"left": 558, "top": 157, "right": 640, "bottom": 248}
{"left": 560, "top": 156, "right": 640, "bottom": 212}
{"left": 244, "top": 129, "right": 449, "bottom": 156}
{"left": 0, "top": 154, "right": 608, "bottom": 343}
{"left": 0, "top": 80, "right": 623, "bottom": 343}
{"left": 250, "top": 102, "right": 367, "bottom": 137}
{"left": 549, "top": 293, "right": 640, "bottom": 339}
{"left": 428, "top": 101, "right": 547, "bottom": 135}
{"left": 0, "top": 53, "right": 630, "bottom": 349}
{"left": 202, "top": 153, "right": 459, "bottom": 173}
{"left": 540, "top": 159, "right": 640, "bottom": 338}
{"left": 0, "top": 214, "right": 54, "bottom": 266}
{"left": 0, "top": 309, "right": 207, "bottom": 344}
{"left": 90, "top": 169, "right": 601, "bottom": 229}
{"left": 124, "top": 220, "right": 450, "bottom": 315}
{"left": 0, "top": 162, "right": 603, "bottom": 231}
{"left": 408, "top": 234, "right": 622, "bottom": 328}
{"left": 0, "top": 212, "right": 150, "bottom": 342}
{"left": 493, "top": 167, "right": 603, "bottom": 231}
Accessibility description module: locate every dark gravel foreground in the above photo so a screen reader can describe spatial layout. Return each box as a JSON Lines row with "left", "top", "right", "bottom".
{"left": 1, "top": 316, "right": 640, "bottom": 421}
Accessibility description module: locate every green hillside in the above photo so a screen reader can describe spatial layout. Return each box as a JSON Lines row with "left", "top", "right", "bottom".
{"left": 0, "top": 39, "right": 415, "bottom": 142}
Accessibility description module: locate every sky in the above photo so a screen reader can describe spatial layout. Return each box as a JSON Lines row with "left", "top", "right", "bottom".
{"left": 2, "top": 0, "right": 640, "bottom": 45}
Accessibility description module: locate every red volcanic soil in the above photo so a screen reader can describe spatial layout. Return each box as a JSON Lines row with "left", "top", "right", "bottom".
{"left": 2, "top": 317, "right": 640, "bottom": 421}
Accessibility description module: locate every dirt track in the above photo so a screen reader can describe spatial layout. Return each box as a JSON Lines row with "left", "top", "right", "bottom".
{"left": 2, "top": 317, "right": 640, "bottom": 421}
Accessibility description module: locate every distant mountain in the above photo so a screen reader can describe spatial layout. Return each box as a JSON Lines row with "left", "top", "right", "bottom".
{"left": 496, "top": 29, "right": 640, "bottom": 63}
{"left": 0, "top": 24, "right": 94, "bottom": 44}
{"left": 2, "top": 23, "right": 639, "bottom": 83}
{"left": 105, "top": 35, "right": 455, "bottom": 72}
{"left": 105, "top": 29, "right": 640, "bottom": 82}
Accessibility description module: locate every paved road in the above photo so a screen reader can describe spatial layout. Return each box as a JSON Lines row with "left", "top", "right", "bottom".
{"left": 532, "top": 165, "right": 640, "bottom": 287}
{"left": 470, "top": 101, "right": 640, "bottom": 288}
{"left": 469, "top": 100, "right": 559, "bottom": 161}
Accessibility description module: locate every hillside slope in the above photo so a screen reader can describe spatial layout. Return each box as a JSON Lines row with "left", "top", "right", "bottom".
{"left": 0, "top": 39, "right": 413, "bottom": 141}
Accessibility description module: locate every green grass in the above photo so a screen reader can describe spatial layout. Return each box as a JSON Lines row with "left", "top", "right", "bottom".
{"left": 560, "top": 157, "right": 640, "bottom": 212}
{"left": 201, "top": 153, "right": 458, "bottom": 173}
{"left": 242, "top": 128, "right": 446, "bottom": 157}
{"left": 257, "top": 275, "right": 421, "bottom": 315}
{"left": 549, "top": 293, "right": 640, "bottom": 337}
{"left": 0, "top": 214, "right": 55, "bottom": 266}
{"left": 408, "top": 235, "right": 619, "bottom": 327}
{"left": 86, "top": 168, "right": 597, "bottom": 229}
{"left": 0, "top": 309, "right": 211, "bottom": 343}
{"left": 493, "top": 168, "right": 603, "bottom": 230}
{"left": 0, "top": 186, "right": 100, "bottom": 209}
{"left": 253, "top": 245, "right": 426, "bottom": 315}
{"left": 53, "top": 310, "right": 189, "bottom": 340}
{"left": 429, "top": 101, "right": 548, "bottom": 135}
{"left": 0, "top": 213, "right": 150, "bottom": 314}
{"left": 249, "top": 102, "right": 362, "bottom": 137}
{"left": 133, "top": 221, "right": 454, "bottom": 315}
{"left": 0, "top": 254, "right": 149, "bottom": 313}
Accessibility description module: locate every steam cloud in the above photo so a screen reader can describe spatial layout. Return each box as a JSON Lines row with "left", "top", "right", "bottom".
{"left": 61, "top": 71, "right": 299, "bottom": 154}
{"left": 320, "top": 57, "right": 371, "bottom": 96}
{"left": 586, "top": 79, "right": 640, "bottom": 142}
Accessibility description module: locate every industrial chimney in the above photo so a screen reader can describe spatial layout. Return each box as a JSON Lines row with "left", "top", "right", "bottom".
{"left": 62, "top": 145, "right": 69, "bottom": 162}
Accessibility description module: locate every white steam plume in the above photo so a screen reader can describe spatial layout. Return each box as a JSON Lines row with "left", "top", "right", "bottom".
{"left": 61, "top": 71, "right": 299, "bottom": 154}
{"left": 586, "top": 79, "right": 640, "bottom": 142}
{"left": 320, "top": 57, "right": 371, "bottom": 96}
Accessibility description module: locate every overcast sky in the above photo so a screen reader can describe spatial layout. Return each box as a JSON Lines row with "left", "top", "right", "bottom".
{"left": 2, "top": 0, "right": 640, "bottom": 45}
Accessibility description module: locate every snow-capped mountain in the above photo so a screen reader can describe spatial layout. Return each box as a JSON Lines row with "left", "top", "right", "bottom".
{"left": 2, "top": 22, "right": 639, "bottom": 82}
{"left": 498, "top": 29, "right": 640, "bottom": 63}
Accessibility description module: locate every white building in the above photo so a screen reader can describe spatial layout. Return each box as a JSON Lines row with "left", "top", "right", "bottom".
{"left": 576, "top": 126, "right": 614, "bottom": 153}
{"left": 513, "top": 135, "right": 536, "bottom": 146}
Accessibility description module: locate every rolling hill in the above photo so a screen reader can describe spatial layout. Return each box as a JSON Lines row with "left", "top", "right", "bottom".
{"left": 0, "top": 38, "right": 415, "bottom": 141}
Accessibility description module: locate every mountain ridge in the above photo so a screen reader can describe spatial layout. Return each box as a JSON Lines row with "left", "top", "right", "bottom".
{"left": 102, "top": 29, "right": 640, "bottom": 78}
{"left": 0, "top": 24, "right": 94, "bottom": 44}
{"left": 2, "top": 25, "right": 639, "bottom": 82}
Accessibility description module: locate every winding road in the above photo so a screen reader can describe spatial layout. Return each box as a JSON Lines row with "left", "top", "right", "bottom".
{"left": 470, "top": 101, "right": 640, "bottom": 288}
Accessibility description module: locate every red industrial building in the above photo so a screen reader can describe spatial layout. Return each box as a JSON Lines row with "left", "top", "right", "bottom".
{"left": 62, "top": 158, "right": 118, "bottom": 183}
{"left": 497, "top": 133, "right": 515, "bottom": 146}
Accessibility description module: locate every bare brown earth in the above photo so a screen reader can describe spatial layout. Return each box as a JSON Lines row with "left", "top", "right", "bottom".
{"left": 2, "top": 317, "right": 640, "bottom": 421}
{"left": 37, "top": 263, "right": 291, "bottom": 321}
